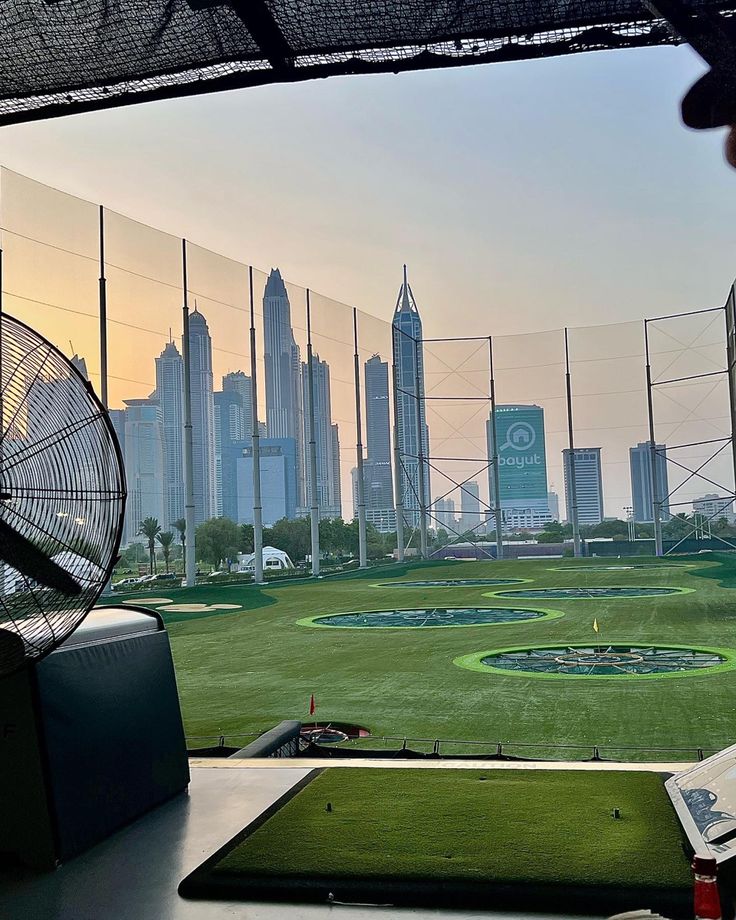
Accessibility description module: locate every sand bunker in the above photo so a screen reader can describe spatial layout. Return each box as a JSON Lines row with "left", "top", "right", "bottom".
{"left": 123, "top": 597, "right": 173, "bottom": 605}
{"left": 156, "top": 602, "right": 243, "bottom": 613}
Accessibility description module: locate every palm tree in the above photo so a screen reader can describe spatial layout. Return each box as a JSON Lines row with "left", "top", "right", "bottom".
{"left": 138, "top": 517, "right": 161, "bottom": 574}
{"left": 157, "top": 531, "right": 175, "bottom": 574}
{"left": 174, "top": 518, "right": 186, "bottom": 564}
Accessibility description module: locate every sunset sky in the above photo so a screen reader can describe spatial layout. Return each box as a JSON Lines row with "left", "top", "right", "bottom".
{"left": 0, "top": 41, "right": 733, "bottom": 519}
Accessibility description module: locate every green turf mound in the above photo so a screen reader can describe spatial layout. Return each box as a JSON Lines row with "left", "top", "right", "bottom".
{"left": 372, "top": 578, "right": 529, "bottom": 587}
{"left": 179, "top": 768, "right": 692, "bottom": 915}
{"left": 551, "top": 564, "right": 694, "bottom": 572}
{"left": 297, "top": 606, "right": 563, "bottom": 629}
{"left": 486, "top": 586, "right": 694, "bottom": 600}
{"left": 455, "top": 643, "right": 736, "bottom": 680}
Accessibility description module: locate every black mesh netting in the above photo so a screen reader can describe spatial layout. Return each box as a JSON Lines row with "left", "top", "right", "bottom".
{"left": 0, "top": 313, "right": 126, "bottom": 676}
{"left": 1, "top": 2, "right": 734, "bottom": 125}
{"left": 311, "top": 606, "right": 549, "bottom": 627}
{"left": 491, "top": 586, "right": 685, "bottom": 599}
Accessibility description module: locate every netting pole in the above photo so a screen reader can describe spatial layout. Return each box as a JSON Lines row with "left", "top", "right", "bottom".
{"left": 98, "top": 206, "right": 108, "bottom": 411}
{"left": 98, "top": 206, "right": 114, "bottom": 595}
{"left": 391, "top": 325, "right": 405, "bottom": 562}
{"left": 564, "top": 329, "right": 582, "bottom": 557}
{"left": 644, "top": 319, "right": 663, "bottom": 557}
{"left": 488, "top": 336, "right": 504, "bottom": 560}
{"left": 353, "top": 309, "right": 368, "bottom": 568}
{"left": 413, "top": 334, "right": 428, "bottom": 558}
{"left": 249, "top": 266, "right": 265, "bottom": 585}
{"left": 306, "top": 290, "right": 320, "bottom": 576}
{"left": 725, "top": 285, "right": 736, "bottom": 498}
{"left": 181, "top": 240, "right": 196, "bottom": 585}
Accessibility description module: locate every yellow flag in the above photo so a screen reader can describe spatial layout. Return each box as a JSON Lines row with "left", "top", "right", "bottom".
{"left": 593, "top": 618, "right": 599, "bottom": 633}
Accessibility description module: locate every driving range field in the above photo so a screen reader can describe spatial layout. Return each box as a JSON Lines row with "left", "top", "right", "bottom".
{"left": 110, "top": 553, "right": 736, "bottom": 757}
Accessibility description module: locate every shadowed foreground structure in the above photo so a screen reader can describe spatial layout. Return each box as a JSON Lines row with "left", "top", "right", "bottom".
{"left": 2, "top": 1, "right": 736, "bottom": 125}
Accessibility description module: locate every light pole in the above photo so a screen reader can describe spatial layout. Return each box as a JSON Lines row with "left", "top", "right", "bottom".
{"left": 624, "top": 506, "right": 635, "bottom": 543}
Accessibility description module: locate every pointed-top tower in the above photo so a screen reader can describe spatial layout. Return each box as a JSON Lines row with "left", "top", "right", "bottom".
{"left": 263, "top": 267, "right": 305, "bottom": 511}
{"left": 391, "top": 265, "right": 430, "bottom": 526}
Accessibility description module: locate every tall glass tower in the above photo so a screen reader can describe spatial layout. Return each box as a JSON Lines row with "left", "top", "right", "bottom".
{"left": 363, "top": 353, "right": 395, "bottom": 529}
{"left": 188, "top": 307, "right": 216, "bottom": 525}
{"left": 302, "top": 354, "right": 341, "bottom": 518}
{"left": 263, "top": 268, "right": 304, "bottom": 507}
{"left": 630, "top": 441, "right": 670, "bottom": 523}
{"left": 155, "top": 339, "right": 184, "bottom": 528}
{"left": 392, "top": 265, "right": 430, "bottom": 526}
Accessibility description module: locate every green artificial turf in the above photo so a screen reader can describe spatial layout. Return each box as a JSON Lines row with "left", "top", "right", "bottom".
{"left": 203, "top": 769, "right": 691, "bottom": 896}
{"left": 110, "top": 553, "right": 736, "bottom": 756}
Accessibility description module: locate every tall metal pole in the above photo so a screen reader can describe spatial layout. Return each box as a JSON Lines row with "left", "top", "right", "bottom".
{"left": 391, "top": 325, "right": 405, "bottom": 562}
{"left": 488, "top": 337, "right": 504, "bottom": 560}
{"left": 724, "top": 289, "right": 736, "bottom": 500}
{"left": 98, "top": 208, "right": 113, "bottom": 595}
{"left": 413, "top": 334, "right": 429, "bottom": 558}
{"left": 306, "top": 290, "right": 320, "bottom": 576}
{"left": 644, "top": 319, "right": 664, "bottom": 557}
{"left": 249, "top": 266, "right": 265, "bottom": 585}
{"left": 181, "top": 240, "right": 196, "bottom": 585}
{"left": 564, "top": 329, "right": 582, "bottom": 557}
{"left": 98, "top": 206, "right": 108, "bottom": 410}
{"left": 353, "top": 309, "right": 368, "bottom": 568}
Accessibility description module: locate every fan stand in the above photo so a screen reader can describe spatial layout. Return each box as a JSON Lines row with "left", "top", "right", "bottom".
{"left": 0, "top": 605, "right": 189, "bottom": 869}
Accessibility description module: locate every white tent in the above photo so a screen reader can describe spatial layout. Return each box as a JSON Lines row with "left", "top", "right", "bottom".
{"left": 235, "top": 546, "right": 294, "bottom": 573}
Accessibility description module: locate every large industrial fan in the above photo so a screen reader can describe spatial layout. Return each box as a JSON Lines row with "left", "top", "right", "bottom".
{"left": 0, "top": 313, "right": 126, "bottom": 675}
{"left": 0, "top": 313, "right": 189, "bottom": 869}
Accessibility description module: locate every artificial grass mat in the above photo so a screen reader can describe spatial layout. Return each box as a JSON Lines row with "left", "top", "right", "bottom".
{"left": 180, "top": 767, "right": 694, "bottom": 914}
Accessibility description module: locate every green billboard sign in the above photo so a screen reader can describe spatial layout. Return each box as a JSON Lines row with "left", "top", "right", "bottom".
{"left": 492, "top": 405, "right": 548, "bottom": 505}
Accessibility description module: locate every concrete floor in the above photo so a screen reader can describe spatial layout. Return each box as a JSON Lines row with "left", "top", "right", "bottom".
{"left": 0, "top": 761, "right": 657, "bottom": 920}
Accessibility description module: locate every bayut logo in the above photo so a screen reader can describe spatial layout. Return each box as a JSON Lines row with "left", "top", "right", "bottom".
{"left": 502, "top": 421, "right": 536, "bottom": 452}
{"left": 499, "top": 421, "right": 542, "bottom": 468}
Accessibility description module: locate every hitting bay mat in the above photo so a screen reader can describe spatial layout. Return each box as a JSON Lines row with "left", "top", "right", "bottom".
{"left": 179, "top": 768, "right": 692, "bottom": 916}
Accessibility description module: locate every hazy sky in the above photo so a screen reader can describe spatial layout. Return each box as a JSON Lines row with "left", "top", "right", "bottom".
{"left": 1, "top": 42, "right": 733, "bottom": 521}
{"left": 0, "top": 42, "right": 732, "bottom": 339}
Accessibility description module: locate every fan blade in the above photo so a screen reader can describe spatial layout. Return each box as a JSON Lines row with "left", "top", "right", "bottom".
{"left": 0, "top": 519, "right": 83, "bottom": 596}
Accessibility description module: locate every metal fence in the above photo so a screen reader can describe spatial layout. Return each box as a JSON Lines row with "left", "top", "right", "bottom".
{"left": 2, "top": 166, "right": 735, "bottom": 575}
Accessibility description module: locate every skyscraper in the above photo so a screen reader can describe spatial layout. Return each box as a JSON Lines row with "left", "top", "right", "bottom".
{"left": 222, "top": 371, "right": 253, "bottom": 440}
{"left": 214, "top": 388, "right": 244, "bottom": 520}
{"left": 155, "top": 339, "right": 184, "bottom": 528}
{"left": 459, "top": 481, "right": 481, "bottom": 533}
{"left": 434, "top": 497, "right": 457, "bottom": 530}
{"left": 365, "top": 354, "right": 391, "bottom": 464}
{"left": 188, "top": 307, "right": 216, "bottom": 525}
{"left": 302, "top": 354, "right": 341, "bottom": 518}
{"left": 122, "top": 398, "right": 165, "bottom": 544}
{"left": 392, "top": 266, "right": 430, "bottom": 526}
{"left": 263, "top": 267, "right": 304, "bottom": 507}
{"left": 362, "top": 353, "right": 395, "bottom": 528}
{"left": 563, "top": 447, "right": 604, "bottom": 526}
{"left": 487, "top": 405, "right": 551, "bottom": 531}
{"left": 630, "top": 441, "right": 670, "bottom": 523}
{"left": 236, "top": 438, "right": 298, "bottom": 525}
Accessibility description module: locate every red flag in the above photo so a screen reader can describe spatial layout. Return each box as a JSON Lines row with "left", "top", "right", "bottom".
{"left": 309, "top": 693, "right": 316, "bottom": 716}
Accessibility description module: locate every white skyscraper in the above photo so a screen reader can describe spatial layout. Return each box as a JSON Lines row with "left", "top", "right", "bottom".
{"left": 263, "top": 268, "right": 304, "bottom": 507}
{"left": 155, "top": 339, "right": 184, "bottom": 528}
{"left": 188, "top": 307, "right": 216, "bottom": 525}
{"left": 122, "top": 398, "right": 165, "bottom": 544}
{"left": 302, "top": 355, "right": 341, "bottom": 518}
{"left": 460, "top": 481, "right": 481, "bottom": 533}
{"left": 563, "top": 447, "right": 604, "bottom": 526}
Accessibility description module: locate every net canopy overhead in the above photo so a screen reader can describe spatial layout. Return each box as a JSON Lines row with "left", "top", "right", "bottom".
{"left": 1, "top": 1, "right": 734, "bottom": 125}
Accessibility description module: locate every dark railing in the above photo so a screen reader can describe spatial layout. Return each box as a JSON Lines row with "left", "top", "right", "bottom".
{"left": 186, "top": 730, "right": 713, "bottom": 763}
{"left": 228, "top": 721, "right": 302, "bottom": 759}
